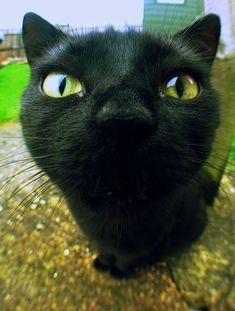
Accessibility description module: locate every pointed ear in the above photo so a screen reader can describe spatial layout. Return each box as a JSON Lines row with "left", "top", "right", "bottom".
{"left": 22, "top": 12, "right": 65, "bottom": 65}
{"left": 175, "top": 14, "right": 221, "bottom": 63}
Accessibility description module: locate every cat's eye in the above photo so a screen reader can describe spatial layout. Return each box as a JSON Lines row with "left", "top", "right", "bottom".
{"left": 42, "top": 73, "right": 85, "bottom": 98}
{"left": 160, "top": 74, "right": 199, "bottom": 100}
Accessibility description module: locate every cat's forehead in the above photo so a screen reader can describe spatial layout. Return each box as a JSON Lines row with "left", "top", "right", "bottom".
{"left": 66, "top": 30, "right": 175, "bottom": 59}
{"left": 70, "top": 30, "right": 140, "bottom": 65}
{"left": 45, "top": 30, "right": 184, "bottom": 73}
{"left": 45, "top": 30, "right": 179, "bottom": 67}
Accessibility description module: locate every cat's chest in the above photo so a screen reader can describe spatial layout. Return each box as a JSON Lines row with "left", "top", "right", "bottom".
{"left": 68, "top": 196, "right": 177, "bottom": 249}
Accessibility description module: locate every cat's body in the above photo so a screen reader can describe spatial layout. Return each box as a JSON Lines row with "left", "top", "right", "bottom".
{"left": 21, "top": 13, "right": 220, "bottom": 275}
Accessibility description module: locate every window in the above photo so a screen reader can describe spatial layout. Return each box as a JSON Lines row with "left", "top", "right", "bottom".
{"left": 157, "top": 0, "right": 185, "bottom": 4}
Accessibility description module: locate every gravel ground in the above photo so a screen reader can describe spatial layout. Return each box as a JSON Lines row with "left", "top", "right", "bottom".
{"left": 0, "top": 122, "right": 235, "bottom": 311}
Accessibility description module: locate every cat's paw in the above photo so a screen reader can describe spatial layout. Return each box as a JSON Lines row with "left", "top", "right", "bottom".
{"left": 93, "top": 255, "right": 135, "bottom": 278}
{"left": 109, "top": 266, "right": 135, "bottom": 279}
{"left": 93, "top": 257, "right": 110, "bottom": 272}
{"left": 93, "top": 253, "right": 116, "bottom": 272}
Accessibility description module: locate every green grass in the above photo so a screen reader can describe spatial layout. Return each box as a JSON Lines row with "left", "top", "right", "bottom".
{"left": 229, "top": 136, "right": 235, "bottom": 160}
{"left": 0, "top": 62, "right": 30, "bottom": 122}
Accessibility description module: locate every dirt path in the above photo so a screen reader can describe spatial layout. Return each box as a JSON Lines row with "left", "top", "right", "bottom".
{"left": 0, "top": 122, "right": 235, "bottom": 310}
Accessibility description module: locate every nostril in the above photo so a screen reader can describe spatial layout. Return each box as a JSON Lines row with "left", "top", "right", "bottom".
{"left": 100, "top": 118, "right": 151, "bottom": 131}
{"left": 98, "top": 117, "right": 154, "bottom": 143}
{"left": 94, "top": 100, "right": 156, "bottom": 143}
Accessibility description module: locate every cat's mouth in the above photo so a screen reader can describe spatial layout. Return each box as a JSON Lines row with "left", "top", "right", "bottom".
{"left": 88, "top": 188, "right": 149, "bottom": 202}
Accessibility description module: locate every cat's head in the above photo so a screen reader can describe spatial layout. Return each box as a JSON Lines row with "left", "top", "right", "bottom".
{"left": 21, "top": 13, "right": 220, "bottom": 204}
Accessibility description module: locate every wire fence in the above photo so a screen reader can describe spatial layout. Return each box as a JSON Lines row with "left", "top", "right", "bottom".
{"left": 0, "top": 25, "right": 142, "bottom": 62}
{"left": 0, "top": 29, "right": 24, "bottom": 60}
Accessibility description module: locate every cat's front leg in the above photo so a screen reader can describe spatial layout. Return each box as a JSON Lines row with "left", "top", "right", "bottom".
{"left": 94, "top": 250, "right": 142, "bottom": 277}
{"left": 110, "top": 251, "right": 152, "bottom": 278}
{"left": 93, "top": 252, "right": 116, "bottom": 271}
{"left": 164, "top": 190, "right": 208, "bottom": 253}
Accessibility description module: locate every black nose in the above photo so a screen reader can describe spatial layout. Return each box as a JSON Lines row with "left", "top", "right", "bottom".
{"left": 97, "top": 116, "right": 154, "bottom": 145}
{"left": 94, "top": 88, "right": 156, "bottom": 144}
{"left": 100, "top": 117, "right": 151, "bottom": 132}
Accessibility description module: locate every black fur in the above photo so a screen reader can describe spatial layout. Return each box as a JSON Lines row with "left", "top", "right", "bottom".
{"left": 21, "top": 13, "right": 221, "bottom": 275}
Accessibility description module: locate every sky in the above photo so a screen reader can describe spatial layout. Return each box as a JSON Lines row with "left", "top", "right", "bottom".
{"left": 0, "top": 0, "right": 144, "bottom": 30}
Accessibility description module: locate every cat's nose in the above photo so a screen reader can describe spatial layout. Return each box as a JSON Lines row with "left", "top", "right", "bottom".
{"left": 96, "top": 112, "right": 155, "bottom": 143}
{"left": 99, "top": 117, "right": 153, "bottom": 145}
{"left": 99, "top": 117, "right": 151, "bottom": 132}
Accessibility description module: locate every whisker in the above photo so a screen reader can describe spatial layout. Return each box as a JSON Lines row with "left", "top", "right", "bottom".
{"left": 0, "top": 176, "right": 51, "bottom": 226}
{"left": 44, "top": 192, "right": 65, "bottom": 230}
{"left": 2, "top": 170, "right": 47, "bottom": 207}
{"left": 0, "top": 163, "right": 38, "bottom": 185}
{"left": 0, "top": 136, "right": 55, "bottom": 140}
{"left": 0, "top": 144, "right": 55, "bottom": 162}
{"left": 0, "top": 153, "right": 61, "bottom": 169}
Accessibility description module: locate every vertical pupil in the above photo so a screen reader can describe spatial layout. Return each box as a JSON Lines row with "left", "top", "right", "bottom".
{"left": 175, "top": 77, "right": 184, "bottom": 98}
{"left": 59, "top": 77, "right": 67, "bottom": 95}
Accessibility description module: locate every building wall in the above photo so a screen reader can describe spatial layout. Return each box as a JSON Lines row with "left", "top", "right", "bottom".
{"left": 229, "top": 0, "right": 235, "bottom": 53}
{"left": 143, "top": 0, "right": 204, "bottom": 34}
{"left": 0, "top": 33, "right": 25, "bottom": 61}
{"left": 204, "top": 0, "right": 235, "bottom": 56}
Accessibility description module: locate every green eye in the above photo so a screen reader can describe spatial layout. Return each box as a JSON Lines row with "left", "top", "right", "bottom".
{"left": 42, "top": 73, "right": 85, "bottom": 98}
{"left": 160, "top": 74, "right": 199, "bottom": 100}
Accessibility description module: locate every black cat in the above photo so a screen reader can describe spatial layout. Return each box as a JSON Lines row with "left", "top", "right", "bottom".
{"left": 21, "top": 13, "right": 221, "bottom": 276}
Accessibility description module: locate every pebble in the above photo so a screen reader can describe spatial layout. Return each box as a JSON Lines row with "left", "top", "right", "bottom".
{"left": 230, "top": 186, "right": 235, "bottom": 193}
{"left": 64, "top": 249, "right": 70, "bottom": 256}
{"left": 31, "top": 203, "right": 37, "bottom": 210}
{"left": 36, "top": 223, "right": 45, "bottom": 231}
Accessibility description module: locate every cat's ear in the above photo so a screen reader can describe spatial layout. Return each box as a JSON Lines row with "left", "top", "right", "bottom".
{"left": 175, "top": 14, "right": 221, "bottom": 63}
{"left": 22, "top": 12, "right": 64, "bottom": 65}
